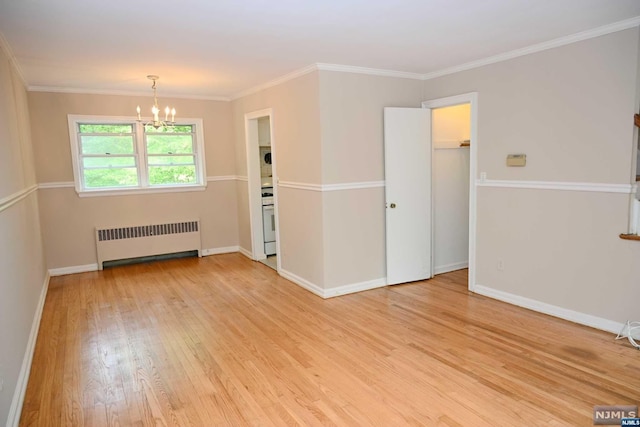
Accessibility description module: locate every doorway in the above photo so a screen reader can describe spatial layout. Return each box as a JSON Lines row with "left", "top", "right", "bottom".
{"left": 423, "top": 93, "right": 478, "bottom": 291}
{"left": 244, "top": 109, "right": 280, "bottom": 271}
{"left": 431, "top": 103, "right": 471, "bottom": 275}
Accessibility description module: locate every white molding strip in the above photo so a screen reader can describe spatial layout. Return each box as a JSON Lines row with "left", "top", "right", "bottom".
{"left": 231, "top": 17, "right": 640, "bottom": 102}
{"left": 238, "top": 246, "right": 253, "bottom": 259}
{"left": 231, "top": 64, "right": 318, "bottom": 100}
{"left": 27, "top": 86, "right": 231, "bottom": 102}
{"left": 278, "top": 180, "right": 385, "bottom": 192}
{"left": 322, "top": 181, "right": 385, "bottom": 191}
{"left": 474, "top": 284, "right": 625, "bottom": 334}
{"left": 434, "top": 261, "right": 469, "bottom": 275}
{"left": 423, "top": 16, "right": 640, "bottom": 81}
{"left": 323, "top": 277, "right": 387, "bottom": 299}
{"left": 236, "top": 176, "right": 249, "bottom": 182}
{"left": 316, "top": 63, "right": 424, "bottom": 80}
{"left": 49, "top": 263, "right": 98, "bottom": 277}
{"left": 279, "top": 268, "right": 325, "bottom": 298}
{"left": 0, "top": 184, "right": 38, "bottom": 214}
{"left": 476, "top": 179, "right": 634, "bottom": 194}
{"left": 206, "top": 175, "right": 238, "bottom": 182}
{"left": 40, "top": 178, "right": 241, "bottom": 189}
{"left": 0, "top": 29, "right": 27, "bottom": 86}
{"left": 201, "top": 246, "right": 240, "bottom": 256}
{"left": 38, "top": 181, "right": 74, "bottom": 189}
{"left": 279, "top": 268, "right": 387, "bottom": 299}
{"left": 7, "top": 272, "right": 49, "bottom": 427}
{"left": 278, "top": 181, "right": 323, "bottom": 192}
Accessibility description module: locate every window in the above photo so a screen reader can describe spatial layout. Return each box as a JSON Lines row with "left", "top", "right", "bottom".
{"left": 68, "top": 115, "right": 206, "bottom": 196}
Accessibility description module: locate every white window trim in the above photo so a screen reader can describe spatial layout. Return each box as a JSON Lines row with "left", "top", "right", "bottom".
{"left": 67, "top": 115, "right": 207, "bottom": 197}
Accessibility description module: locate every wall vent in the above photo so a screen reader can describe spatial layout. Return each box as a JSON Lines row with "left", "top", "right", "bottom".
{"left": 95, "top": 220, "right": 201, "bottom": 269}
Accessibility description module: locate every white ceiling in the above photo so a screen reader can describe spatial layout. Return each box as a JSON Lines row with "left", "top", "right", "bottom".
{"left": 1, "top": 0, "right": 640, "bottom": 100}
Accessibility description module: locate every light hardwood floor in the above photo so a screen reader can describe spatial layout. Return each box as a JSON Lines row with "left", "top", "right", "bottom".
{"left": 20, "top": 254, "right": 639, "bottom": 426}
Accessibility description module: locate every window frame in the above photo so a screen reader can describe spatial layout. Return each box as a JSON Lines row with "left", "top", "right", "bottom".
{"left": 67, "top": 115, "right": 207, "bottom": 197}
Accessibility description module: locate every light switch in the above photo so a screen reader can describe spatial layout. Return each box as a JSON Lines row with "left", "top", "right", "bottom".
{"left": 506, "top": 154, "right": 526, "bottom": 167}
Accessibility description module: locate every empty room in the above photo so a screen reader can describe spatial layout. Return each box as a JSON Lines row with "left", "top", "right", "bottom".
{"left": 1, "top": 1, "right": 640, "bottom": 426}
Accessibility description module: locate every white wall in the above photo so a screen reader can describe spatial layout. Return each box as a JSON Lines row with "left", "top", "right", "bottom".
{"left": 0, "top": 43, "right": 47, "bottom": 426}
{"left": 432, "top": 104, "right": 470, "bottom": 274}
{"left": 423, "top": 27, "right": 640, "bottom": 328}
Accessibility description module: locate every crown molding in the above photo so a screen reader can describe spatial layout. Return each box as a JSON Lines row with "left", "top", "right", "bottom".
{"left": 27, "top": 85, "right": 231, "bottom": 101}
{"left": 6, "top": 16, "right": 640, "bottom": 102}
{"left": 230, "top": 64, "right": 318, "bottom": 101}
{"left": 423, "top": 16, "right": 640, "bottom": 81}
{"left": 0, "top": 30, "right": 27, "bottom": 86}
{"left": 316, "top": 63, "right": 424, "bottom": 80}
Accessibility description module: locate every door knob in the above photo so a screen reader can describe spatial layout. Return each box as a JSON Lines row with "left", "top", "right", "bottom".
{"left": 390, "top": 203, "right": 396, "bottom": 208}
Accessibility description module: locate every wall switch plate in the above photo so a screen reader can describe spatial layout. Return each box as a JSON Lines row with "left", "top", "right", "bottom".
{"left": 480, "top": 172, "right": 487, "bottom": 181}
{"left": 506, "top": 154, "right": 526, "bottom": 167}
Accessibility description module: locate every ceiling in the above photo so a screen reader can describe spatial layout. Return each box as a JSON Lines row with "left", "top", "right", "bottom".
{"left": 1, "top": 0, "right": 640, "bottom": 100}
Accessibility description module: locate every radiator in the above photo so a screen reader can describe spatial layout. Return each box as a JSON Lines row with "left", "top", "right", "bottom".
{"left": 95, "top": 220, "right": 201, "bottom": 270}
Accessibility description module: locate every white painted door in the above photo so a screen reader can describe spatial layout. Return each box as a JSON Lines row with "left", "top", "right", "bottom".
{"left": 384, "top": 107, "right": 432, "bottom": 285}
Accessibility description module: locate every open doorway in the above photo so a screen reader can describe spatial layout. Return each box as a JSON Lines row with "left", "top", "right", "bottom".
{"left": 422, "top": 93, "right": 478, "bottom": 291}
{"left": 431, "top": 104, "right": 471, "bottom": 275}
{"left": 244, "top": 109, "right": 280, "bottom": 271}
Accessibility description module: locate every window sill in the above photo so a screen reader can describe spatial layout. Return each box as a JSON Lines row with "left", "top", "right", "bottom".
{"left": 619, "top": 233, "right": 640, "bottom": 241}
{"left": 77, "top": 184, "right": 207, "bottom": 198}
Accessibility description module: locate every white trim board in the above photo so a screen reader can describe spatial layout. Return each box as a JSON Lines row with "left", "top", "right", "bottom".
{"left": 238, "top": 246, "right": 253, "bottom": 259}
{"left": 422, "top": 16, "right": 640, "bottom": 81}
{"left": 279, "top": 268, "right": 388, "bottom": 299}
{"left": 49, "top": 263, "right": 99, "bottom": 276}
{"left": 474, "top": 284, "right": 625, "bottom": 334}
{"left": 0, "top": 184, "right": 38, "bottom": 213}
{"left": 323, "top": 278, "right": 387, "bottom": 298}
{"left": 230, "top": 17, "right": 640, "bottom": 101}
{"left": 476, "top": 179, "right": 635, "bottom": 194}
{"left": 278, "top": 268, "right": 325, "bottom": 298}
{"left": 0, "top": 29, "right": 27, "bottom": 86}
{"left": 6, "top": 272, "right": 49, "bottom": 427}
{"left": 49, "top": 246, "right": 243, "bottom": 276}
{"left": 39, "top": 176, "right": 241, "bottom": 190}
{"left": 38, "top": 181, "right": 74, "bottom": 189}
{"left": 434, "top": 261, "right": 469, "bottom": 275}
{"left": 278, "top": 180, "right": 385, "bottom": 192}
{"left": 206, "top": 175, "right": 237, "bottom": 182}
{"left": 231, "top": 64, "right": 318, "bottom": 100}
{"left": 13, "top": 17, "right": 640, "bottom": 104}
{"left": 27, "top": 86, "right": 231, "bottom": 102}
{"left": 201, "top": 246, "right": 240, "bottom": 256}
{"left": 316, "top": 63, "right": 423, "bottom": 80}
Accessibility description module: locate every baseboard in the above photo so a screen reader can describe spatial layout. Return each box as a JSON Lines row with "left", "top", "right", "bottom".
{"left": 323, "top": 277, "right": 387, "bottom": 298}
{"left": 238, "top": 247, "right": 253, "bottom": 259}
{"left": 278, "top": 269, "right": 387, "bottom": 299}
{"left": 473, "top": 284, "right": 625, "bottom": 334}
{"left": 49, "top": 263, "right": 98, "bottom": 276}
{"left": 201, "top": 246, "right": 240, "bottom": 256}
{"left": 48, "top": 248, "right": 246, "bottom": 274}
{"left": 278, "top": 268, "right": 324, "bottom": 298}
{"left": 434, "top": 261, "right": 468, "bottom": 275}
{"left": 6, "top": 272, "right": 50, "bottom": 427}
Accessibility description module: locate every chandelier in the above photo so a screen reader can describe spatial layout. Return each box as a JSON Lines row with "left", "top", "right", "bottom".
{"left": 136, "top": 75, "right": 176, "bottom": 129}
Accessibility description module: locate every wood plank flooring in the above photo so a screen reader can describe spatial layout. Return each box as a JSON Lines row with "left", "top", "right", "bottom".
{"left": 20, "top": 254, "right": 640, "bottom": 426}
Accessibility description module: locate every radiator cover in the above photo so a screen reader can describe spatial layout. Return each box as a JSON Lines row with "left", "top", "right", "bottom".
{"left": 95, "top": 220, "right": 201, "bottom": 270}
